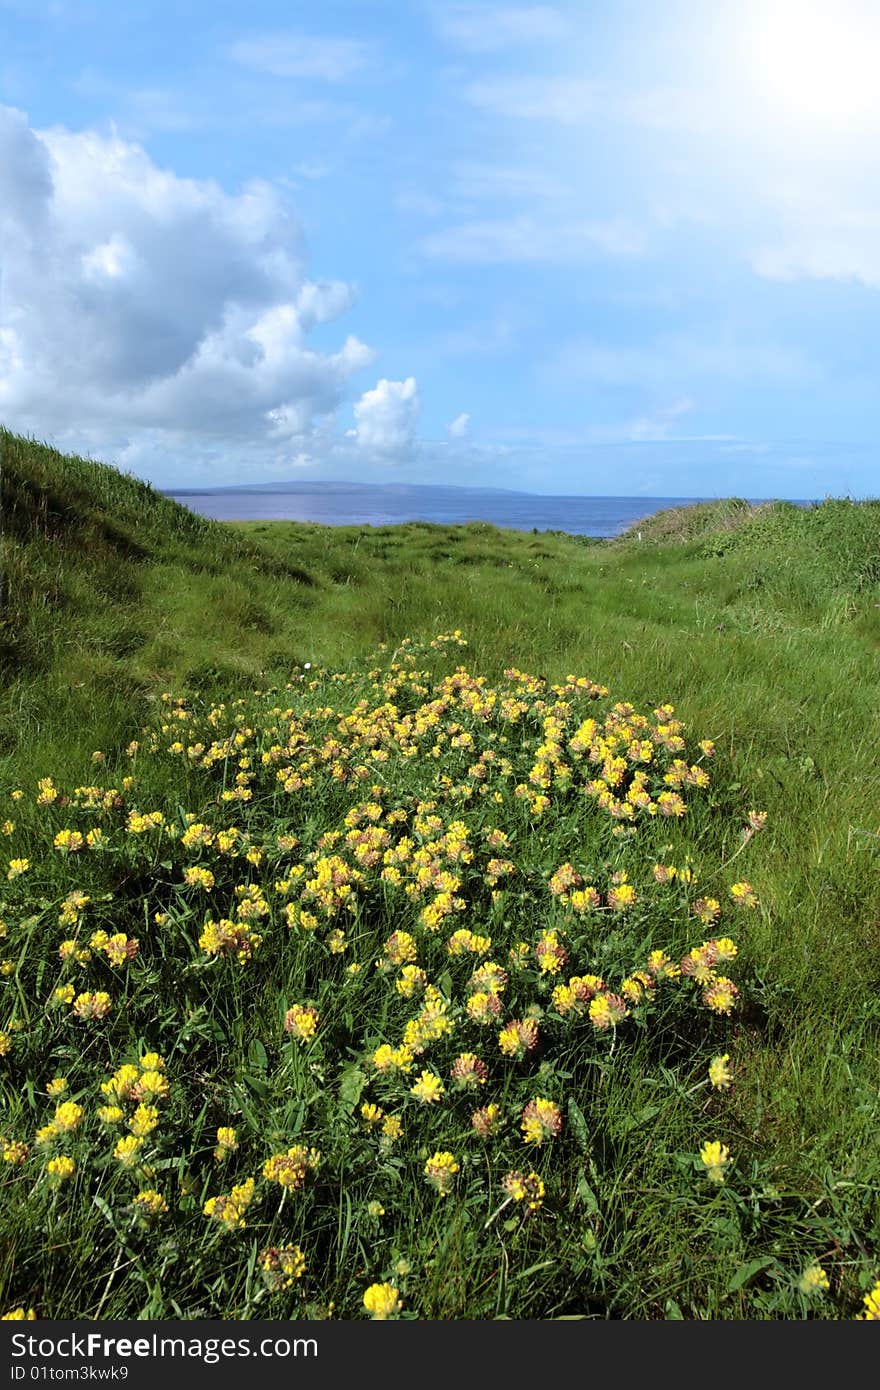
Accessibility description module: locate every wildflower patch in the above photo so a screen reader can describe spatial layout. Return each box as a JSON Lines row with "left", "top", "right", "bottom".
{"left": 1, "top": 634, "right": 866, "bottom": 1319}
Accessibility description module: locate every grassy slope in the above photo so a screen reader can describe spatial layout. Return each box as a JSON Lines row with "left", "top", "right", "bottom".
{"left": 2, "top": 429, "right": 880, "bottom": 1316}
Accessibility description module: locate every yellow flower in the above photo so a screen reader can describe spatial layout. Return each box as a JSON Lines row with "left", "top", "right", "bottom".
{"left": 2, "top": 1307, "right": 36, "bottom": 1319}
{"left": 132, "top": 1190, "right": 168, "bottom": 1219}
{"left": 72, "top": 991, "right": 112, "bottom": 1021}
{"left": 858, "top": 1278, "right": 880, "bottom": 1319}
{"left": 134, "top": 1070, "right": 169, "bottom": 1101}
{"left": 699, "top": 1140, "right": 731, "bottom": 1184}
{"left": 798, "top": 1263, "right": 830, "bottom": 1295}
{"left": 498, "top": 1017, "right": 539, "bottom": 1058}
{"left": 259, "top": 1245, "right": 306, "bottom": 1291}
{"left": 52, "top": 1102, "right": 84, "bottom": 1133}
{"left": 6, "top": 858, "right": 29, "bottom": 880}
{"left": 424, "top": 1150, "right": 459, "bottom": 1195}
{"left": 214, "top": 1126, "right": 238, "bottom": 1159}
{"left": 588, "top": 992, "right": 628, "bottom": 1030}
{"left": 101, "top": 1064, "right": 139, "bottom": 1101}
{"left": 395, "top": 964, "right": 428, "bottom": 998}
{"left": 204, "top": 1177, "right": 256, "bottom": 1230}
{"left": 45, "top": 1077, "right": 68, "bottom": 1098}
{"left": 284, "top": 1004, "right": 319, "bottom": 1043}
{"left": 410, "top": 1070, "right": 445, "bottom": 1104}
{"left": 97, "top": 1106, "right": 124, "bottom": 1125}
{"left": 263, "top": 1145, "right": 321, "bottom": 1190}
{"left": 183, "top": 866, "right": 215, "bottom": 890}
{"left": 114, "top": 1135, "right": 145, "bottom": 1168}
{"left": 502, "top": 1170, "right": 545, "bottom": 1211}
{"left": 730, "top": 881, "right": 759, "bottom": 909}
{"left": 363, "top": 1282, "right": 402, "bottom": 1320}
{"left": 708, "top": 1054, "right": 733, "bottom": 1090}
{"left": 36, "top": 778, "right": 58, "bottom": 806}
{"left": 53, "top": 830, "right": 85, "bottom": 853}
{"left": 46, "top": 1155, "right": 75, "bottom": 1182}
{"left": 129, "top": 1104, "right": 159, "bottom": 1137}
{"left": 380, "top": 1115, "right": 403, "bottom": 1143}
{"left": 702, "top": 977, "right": 739, "bottom": 1015}
{"left": 521, "top": 1097, "right": 563, "bottom": 1146}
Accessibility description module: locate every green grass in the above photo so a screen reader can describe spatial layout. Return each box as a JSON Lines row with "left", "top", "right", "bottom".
{"left": 1, "top": 427, "right": 879, "bottom": 1321}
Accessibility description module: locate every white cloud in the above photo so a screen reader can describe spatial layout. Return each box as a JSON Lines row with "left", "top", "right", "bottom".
{"left": 446, "top": 412, "right": 470, "bottom": 438}
{"left": 433, "top": 4, "right": 567, "bottom": 51}
{"left": 628, "top": 397, "right": 695, "bottom": 441}
{"left": 751, "top": 209, "right": 880, "bottom": 289}
{"left": 464, "top": 74, "right": 721, "bottom": 135}
{"left": 228, "top": 32, "right": 372, "bottom": 82}
{"left": 350, "top": 377, "right": 420, "bottom": 458}
{"left": 420, "top": 214, "right": 646, "bottom": 263}
{"left": 0, "top": 104, "right": 378, "bottom": 471}
{"left": 449, "top": 159, "right": 565, "bottom": 203}
{"left": 465, "top": 74, "right": 602, "bottom": 124}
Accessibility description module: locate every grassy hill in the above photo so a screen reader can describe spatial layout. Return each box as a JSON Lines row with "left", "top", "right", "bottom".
{"left": 1, "top": 428, "right": 879, "bottom": 1320}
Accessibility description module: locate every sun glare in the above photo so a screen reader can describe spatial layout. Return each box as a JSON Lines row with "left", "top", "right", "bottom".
{"left": 747, "top": 0, "right": 880, "bottom": 127}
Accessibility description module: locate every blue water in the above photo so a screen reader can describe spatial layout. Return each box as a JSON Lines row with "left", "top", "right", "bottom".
{"left": 164, "top": 482, "right": 727, "bottom": 538}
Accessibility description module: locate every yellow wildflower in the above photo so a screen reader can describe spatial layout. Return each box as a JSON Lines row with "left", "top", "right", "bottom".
{"left": 798, "top": 1264, "right": 830, "bottom": 1295}
{"left": 424, "top": 1150, "right": 459, "bottom": 1195}
{"left": 699, "top": 1141, "right": 731, "bottom": 1184}
{"left": 363, "top": 1283, "right": 402, "bottom": 1320}
{"left": 708, "top": 1055, "right": 733, "bottom": 1090}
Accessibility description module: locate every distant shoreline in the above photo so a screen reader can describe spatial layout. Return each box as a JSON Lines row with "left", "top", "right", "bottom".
{"left": 161, "top": 485, "right": 814, "bottom": 540}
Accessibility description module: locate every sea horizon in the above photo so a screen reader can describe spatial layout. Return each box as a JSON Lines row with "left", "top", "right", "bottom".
{"left": 163, "top": 481, "right": 814, "bottom": 539}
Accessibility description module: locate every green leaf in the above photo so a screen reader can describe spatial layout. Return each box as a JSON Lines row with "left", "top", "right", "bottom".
{"left": 617, "top": 1103, "right": 661, "bottom": 1135}
{"left": 92, "top": 1195, "right": 116, "bottom": 1228}
{"left": 247, "top": 1038, "right": 268, "bottom": 1073}
{"left": 242, "top": 1074, "right": 269, "bottom": 1099}
{"left": 575, "top": 1176, "right": 600, "bottom": 1215}
{"left": 665, "top": 1299, "right": 684, "bottom": 1319}
{"left": 512, "top": 1260, "right": 554, "bottom": 1282}
{"left": 727, "top": 1257, "right": 775, "bottom": 1292}
{"left": 567, "top": 1096, "right": 591, "bottom": 1152}
{"left": 338, "top": 1065, "right": 366, "bottom": 1114}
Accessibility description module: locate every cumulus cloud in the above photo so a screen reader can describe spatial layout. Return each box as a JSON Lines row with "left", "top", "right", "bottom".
{"left": 446, "top": 412, "right": 470, "bottom": 438}
{"left": 0, "top": 104, "right": 377, "bottom": 474}
{"left": 350, "top": 377, "right": 420, "bottom": 458}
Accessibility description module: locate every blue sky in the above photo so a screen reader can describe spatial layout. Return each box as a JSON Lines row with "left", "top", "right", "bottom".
{"left": 1, "top": 0, "right": 879, "bottom": 497}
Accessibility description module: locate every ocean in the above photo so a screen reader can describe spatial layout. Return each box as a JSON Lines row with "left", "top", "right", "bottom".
{"left": 163, "top": 482, "right": 727, "bottom": 539}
